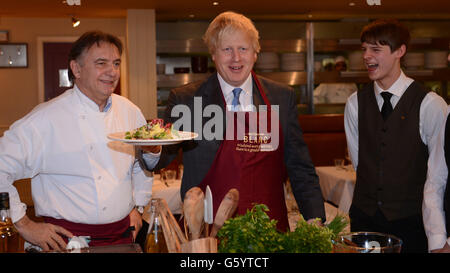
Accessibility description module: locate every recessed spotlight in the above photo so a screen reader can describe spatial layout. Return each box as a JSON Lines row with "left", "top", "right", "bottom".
{"left": 213, "top": 2, "right": 219, "bottom": 6}
{"left": 189, "top": 14, "right": 195, "bottom": 18}
{"left": 349, "top": 2, "right": 356, "bottom": 6}
{"left": 72, "top": 17, "right": 80, "bottom": 27}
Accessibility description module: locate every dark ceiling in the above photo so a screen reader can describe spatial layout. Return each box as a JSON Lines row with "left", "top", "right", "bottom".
{"left": 1, "top": 0, "right": 449, "bottom": 21}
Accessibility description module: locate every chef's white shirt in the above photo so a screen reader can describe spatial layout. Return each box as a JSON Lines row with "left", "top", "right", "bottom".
{"left": 0, "top": 85, "right": 153, "bottom": 225}
{"left": 344, "top": 71, "right": 449, "bottom": 251}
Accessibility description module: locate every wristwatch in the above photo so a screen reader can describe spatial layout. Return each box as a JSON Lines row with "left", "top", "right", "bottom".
{"left": 135, "top": 205, "right": 145, "bottom": 214}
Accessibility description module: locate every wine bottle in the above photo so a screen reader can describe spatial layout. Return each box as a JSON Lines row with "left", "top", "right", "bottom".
{"left": 144, "top": 198, "right": 168, "bottom": 253}
{"left": 0, "top": 192, "right": 20, "bottom": 253}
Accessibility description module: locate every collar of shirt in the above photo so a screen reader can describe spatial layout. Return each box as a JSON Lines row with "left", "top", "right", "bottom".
{"left": 374, "top": 70, "right": 414, "bottom": 109}
{"left": 74, "top": 84, "right": 112, "bottom": 113}
{"left": 217, "top": 73, "right": 253, "bottom": 111}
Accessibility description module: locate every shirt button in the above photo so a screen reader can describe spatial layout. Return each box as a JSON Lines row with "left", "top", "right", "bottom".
{"left": 97, "top": 176, "right": 102, "bottom": 180}
{"left": 103, "top": 207, "right": 107, "bottom": 211}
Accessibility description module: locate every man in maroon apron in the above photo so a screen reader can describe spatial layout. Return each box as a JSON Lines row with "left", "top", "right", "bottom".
{"left": 140, "top": 11, "right": 325, "bottom": 231}
{"left": 197, "top": 71, "right": 291, "bottom": 230}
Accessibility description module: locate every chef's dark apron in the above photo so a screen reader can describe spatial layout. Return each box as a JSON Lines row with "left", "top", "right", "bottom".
{"left": 198, "top": 71, "right": 289, "bottom": 231}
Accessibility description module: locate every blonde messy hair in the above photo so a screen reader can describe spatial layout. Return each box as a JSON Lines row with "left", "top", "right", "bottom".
{"left": 203, "top": 11, "right": 261, "bottom": 55}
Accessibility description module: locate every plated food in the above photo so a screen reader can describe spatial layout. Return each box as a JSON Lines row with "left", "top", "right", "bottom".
{"left": 107, "top": 119, "right": 198, "bottom": 146}
{"left": 125, "top": 119, "right": 175, "bottom": 140}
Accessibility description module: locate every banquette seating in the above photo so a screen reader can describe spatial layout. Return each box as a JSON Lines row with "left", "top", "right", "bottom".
{"left": 298, "top": 114, "right": 348, "bottom": 167}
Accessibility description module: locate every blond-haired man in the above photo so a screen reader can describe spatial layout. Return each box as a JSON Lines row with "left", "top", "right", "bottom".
{"left": 140, "top": 11, "right": 325, "bottom": 231}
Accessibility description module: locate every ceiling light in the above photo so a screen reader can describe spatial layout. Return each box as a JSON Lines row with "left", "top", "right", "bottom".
{"left": 64, "top": 0, "right": 81, "bottom": 6}
{"left": 349, "top": 2, "right": 356, "bottom": 6}
{"left": 366, "top": 0, "right": 381, "bottom": 5}
{"left": 72, "top": 17, "right": 80, "bottom": 27}
{"left": 212, "top": 2, "right": 219, "bottom": 6}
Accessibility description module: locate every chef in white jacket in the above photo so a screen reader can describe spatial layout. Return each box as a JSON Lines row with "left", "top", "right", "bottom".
{"left": 313, "top": 56, "right": 358, "bottom": 104}
{"left": 0, "top": 31, "right": 158, "bottom": 251}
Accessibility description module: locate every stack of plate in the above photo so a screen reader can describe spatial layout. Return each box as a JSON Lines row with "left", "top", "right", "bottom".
{"left": 403, "top": 52, "right": 425, "bottom": 70}
{"left": 255, "top": 52, "right": 279, "bottom": 71}
{"left": 425, "top": 51, "right": 448, "bottom": 69}
{"left": 348, "top": 51, "right": 365, "bottom": 71}
{"left": 280, "top": 52, "right": 305, "bottom": 71}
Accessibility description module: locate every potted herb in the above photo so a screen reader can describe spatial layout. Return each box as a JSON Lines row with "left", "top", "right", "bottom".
{"left": 217, "top": 204, "right": 348, "bottom": 253}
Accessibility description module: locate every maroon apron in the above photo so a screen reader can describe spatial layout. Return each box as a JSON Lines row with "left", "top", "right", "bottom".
{"left": 199, "top": 71, "right": 289, "bottom": 231}
{"left": 43, "top": 215, "right": 133, "bottom": 247}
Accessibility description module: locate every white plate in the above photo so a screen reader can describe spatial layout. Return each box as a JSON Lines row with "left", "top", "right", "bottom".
{"left": 107, "top": 130, "right": 198, "bottom": 146}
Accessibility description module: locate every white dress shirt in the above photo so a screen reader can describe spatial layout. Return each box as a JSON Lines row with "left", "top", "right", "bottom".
{"left": 344, "top": 71, "right": 448, "bottom": 251}
{"left": 217, "top": 73, "right": 255, "bottom": 112}
{"left": 0, "top": 85, "right": 153, "bottom": 225}
{"left": 423, "top": 106, "right": 450, "bottom": 251}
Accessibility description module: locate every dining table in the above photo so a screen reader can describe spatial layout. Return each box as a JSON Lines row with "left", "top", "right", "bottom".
{"left": 151, "top": 173, "right": 183, "bottom": 215}
{"left": 315, "top": 165, "right": 356, "bottom": 214}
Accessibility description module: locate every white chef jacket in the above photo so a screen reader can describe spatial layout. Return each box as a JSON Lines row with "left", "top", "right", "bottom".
{"left": 0, "top": 85, "right": 153, "bottom": 225}
{"left": 314, "top": 83, "right": 358, "bottom": 104}
{"left": 344, "top": 71, "right": 449, "bottom": 251}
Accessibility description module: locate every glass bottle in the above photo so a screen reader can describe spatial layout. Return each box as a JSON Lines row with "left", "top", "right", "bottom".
{"left": 144, "top": 198, "right": 168, "bottom": 253}
{"left": 0, "top": 192, "right": 20, "bottom": 253}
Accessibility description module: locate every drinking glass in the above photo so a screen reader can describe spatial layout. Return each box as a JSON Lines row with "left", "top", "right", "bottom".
{"left": 162, "top": 169, "right": 176, "bottom": 186}
{"left": 178, "top": 164, "right": 184, "bottom": 180}
{"left": 334, "top": 158, "right": 345, "bottom": 170}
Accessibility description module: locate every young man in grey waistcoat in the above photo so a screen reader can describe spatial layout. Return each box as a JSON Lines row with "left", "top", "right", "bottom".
{"left": 344, "top": 19, "right": 447, "bottom": 253}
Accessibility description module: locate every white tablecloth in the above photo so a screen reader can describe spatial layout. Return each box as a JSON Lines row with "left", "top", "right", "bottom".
{"left": 316, "top": 166, "right": 356, "bottom": 214}
{"left": 151, "top": 174, "right": 183, "bottom": 214}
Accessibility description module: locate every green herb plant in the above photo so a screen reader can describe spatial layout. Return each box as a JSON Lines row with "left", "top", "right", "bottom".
{"left": 217, "top": 204, "right": 348, "bottom": 253}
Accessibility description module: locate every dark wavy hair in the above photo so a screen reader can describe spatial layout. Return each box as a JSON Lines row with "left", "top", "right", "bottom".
{"left": 68, "top": 31, "right": 123, "bottom": 82}
{"left": 360, "top": 19, "right": 410, "bottom": 53}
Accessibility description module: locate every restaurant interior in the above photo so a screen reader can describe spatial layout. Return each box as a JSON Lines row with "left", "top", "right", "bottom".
{"left": 1, "top": 0, "right": 449, "bottom": 253}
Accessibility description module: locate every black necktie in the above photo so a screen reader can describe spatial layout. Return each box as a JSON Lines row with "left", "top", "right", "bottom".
{"left": 380, "top": 92, "right": 393, "bottom": 121}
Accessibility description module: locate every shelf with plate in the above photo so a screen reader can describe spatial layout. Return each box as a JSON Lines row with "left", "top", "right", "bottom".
{"left": 156, "top": 37, "right": 449, "bottom": 85}
{"left": 156, "top": 37, "right": 450, "bottom": 116}
{"left": 157, "top": 68, "right": 450, "bottom": 88}
{"left": 157, "top": 72, "right": 212, "bottom": 88}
